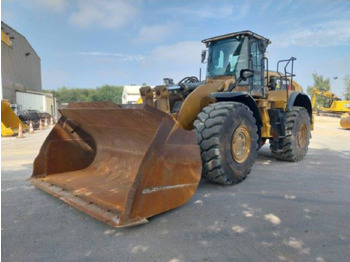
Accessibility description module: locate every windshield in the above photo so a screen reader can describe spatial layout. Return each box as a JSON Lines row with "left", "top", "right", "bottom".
{"left": 206, "top": 36, "right": 249, "bottom": 80}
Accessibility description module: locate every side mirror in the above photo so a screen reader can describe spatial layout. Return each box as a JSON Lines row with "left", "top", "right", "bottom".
{"left": 201, "top": 50, "right": 207, "bottom": 63}
{"left": 240, "top": 69, "right": 254, "bottom": 81}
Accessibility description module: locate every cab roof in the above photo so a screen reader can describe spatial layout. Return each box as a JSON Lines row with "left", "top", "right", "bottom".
{"left": 202, "top": 30, "right": 271, "bottom": 46}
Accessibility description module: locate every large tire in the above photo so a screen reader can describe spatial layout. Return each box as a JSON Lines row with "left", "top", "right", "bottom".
{"left": 194, "top": 102, "right": 258, "bottom": 185}
{"left": 18, "top": 110, "right": 40, "bottom": 128}
{"left": 270, "top": 107, "right": 311, "bottom": 161}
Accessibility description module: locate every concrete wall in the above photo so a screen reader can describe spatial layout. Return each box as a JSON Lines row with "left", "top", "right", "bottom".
{"left": 16, "top": 91, "right": 45, "bottom": 111}
{"left": 1, "top": 21, "right": 42, "bottom": 103}
{"left": 45, "top": 95, "right": 58, "bottom": 117}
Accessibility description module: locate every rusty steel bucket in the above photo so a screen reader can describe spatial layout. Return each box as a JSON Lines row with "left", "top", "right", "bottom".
{"left": 30, "top": 102, "right": 201, "bottom": 227}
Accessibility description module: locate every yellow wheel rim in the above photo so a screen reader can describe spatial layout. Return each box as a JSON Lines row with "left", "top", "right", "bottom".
{"left": 231, "top": 125, "right": 251, "bottom": 163}
{"left": 297, "top": 123, "right": 308, "bottom": 148}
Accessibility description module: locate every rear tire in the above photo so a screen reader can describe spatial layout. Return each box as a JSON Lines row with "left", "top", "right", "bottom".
{"left": 194, "top": 102, "right": 258, "bottom": 185}
{"left": 270, "top": 107, "right": 311, "bottom": 161}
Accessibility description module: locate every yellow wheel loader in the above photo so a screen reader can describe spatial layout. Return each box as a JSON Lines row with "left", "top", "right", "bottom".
{"left": 31, "top": 31, "right": 313, "bottom": 227}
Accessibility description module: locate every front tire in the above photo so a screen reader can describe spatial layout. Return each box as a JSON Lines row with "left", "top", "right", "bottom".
{"left": 194, "top": 102, "right": 258, "bottom": 185}
{"left": 270, "top": 107, "right": 311, "bottom": 161}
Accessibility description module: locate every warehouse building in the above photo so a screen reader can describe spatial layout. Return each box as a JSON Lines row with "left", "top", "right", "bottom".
{"left": 1, "top": 21, "right": 57, "bottom": 117}
{"left": 1, "top": 21, "right": 42, "bottom": 100}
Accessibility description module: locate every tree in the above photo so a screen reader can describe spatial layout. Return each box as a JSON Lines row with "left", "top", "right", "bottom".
{"left": 44, "top": 85, "right": 123, "bottom": 104}
{"left": 344, "top": 75, "right": 350, "bottom": 100}
{"left": 88, "top": 85, "right": 123, "bottom": 104}
{"left": 49, "top": 86, "right": 90, "bottom": 103}
{"left": 306, "top": 73, "right": 331, "bottom": 108}
{"left": 306, "top": 73, "right": 331, "bottom": 97}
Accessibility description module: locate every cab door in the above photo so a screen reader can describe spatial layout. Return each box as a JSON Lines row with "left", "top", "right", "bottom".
{"left": 250, "top": 39, "right": 265, "bottom": 96}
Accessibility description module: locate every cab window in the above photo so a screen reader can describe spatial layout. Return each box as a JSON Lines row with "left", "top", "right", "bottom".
{"left": 250, "top": 40, "right": 264, "bottom": 88}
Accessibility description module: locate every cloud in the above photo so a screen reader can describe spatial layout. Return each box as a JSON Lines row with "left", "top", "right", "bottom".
{"left": 136, "top": 23, "right": 176, "bottom": 43}
{"left": 236, "top": 1, "right": 251, "bottom": 20}
{"left": 273, "top": 20, "right": 350, "bottom": 47}
{"left": 195, "top": 3, "right": 234, "bottom": 19}
{"left": 42, "top": 69, "right": 70, "bottom": 89}
{"left": 160, "top": 2, "right": 235, "bottom": 20}
{"left": 261, "top": 0, "right": 274, "bottom": 11}
{"left": 76, "top": 52, "right": 146, "bottom": 62}
{"left": 152, "top": 41, "right": 204, "bottom": 65}
{"left": 134, "top": 41, "right": 206, "bottom": 84}
{"left": 2, "top": 0, "right": 68, "bottom": 12}
{"left": 33, "top": 0, "right": 67, "bottom": 12}
{"left": 69, "top": 0, "right": 139, "bottom": 29}
{"left": 275, "top": 0, "right": 293, "bottom": 11}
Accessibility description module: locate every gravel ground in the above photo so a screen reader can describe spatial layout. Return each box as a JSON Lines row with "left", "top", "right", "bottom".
{"left": 1, "top": 116, "right": 350, "bottom": 262}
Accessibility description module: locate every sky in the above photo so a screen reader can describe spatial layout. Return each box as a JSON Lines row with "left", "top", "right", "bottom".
{"left": 1, "top": 0, "right": 350, "bottom": 97}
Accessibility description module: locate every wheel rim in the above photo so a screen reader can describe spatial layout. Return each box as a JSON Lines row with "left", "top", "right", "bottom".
{"left": 231, "top": 125, "right": 251, "bottom": 163}
{"left": 297, "top": 123, "right": 308, "bottom": 148}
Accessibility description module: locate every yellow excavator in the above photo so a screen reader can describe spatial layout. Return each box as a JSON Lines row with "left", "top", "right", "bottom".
{"left": 30, "top": 31, "right": 313, "bottom": 227}
{"left": 311, "top": 87, "right": 350, "bottom": 116}
{"left": 311, "top": 87, "right": 350, "bottom": 129}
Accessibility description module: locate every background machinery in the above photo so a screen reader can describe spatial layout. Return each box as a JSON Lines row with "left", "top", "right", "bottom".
{"left": 31, "top": 31, "right": 313, "bottom": 227}
{"left": 311, "top": 87, "right": 350, "bottom": 117}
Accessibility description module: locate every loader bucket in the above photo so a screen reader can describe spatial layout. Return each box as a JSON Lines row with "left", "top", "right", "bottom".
{"left": 340, "top": 113, "right": 350, "bottom": 129}
{"left": 1, "top": 100, "right": 28, "bottom": 136}
{"left": 30, "top": 102, "right": 201, "bottom": 227}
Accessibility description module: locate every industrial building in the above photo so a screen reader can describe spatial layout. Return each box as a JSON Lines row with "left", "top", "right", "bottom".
{"left": 1, "top": 21, "right": 57, "bottom": 117}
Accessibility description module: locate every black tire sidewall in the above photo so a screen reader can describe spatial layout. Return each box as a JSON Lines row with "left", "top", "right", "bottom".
{"left": 219, "top": 105, "right": 258, "bottom": 183}
{"left": 290, "top": 109, "right": 310, "bottom": 160}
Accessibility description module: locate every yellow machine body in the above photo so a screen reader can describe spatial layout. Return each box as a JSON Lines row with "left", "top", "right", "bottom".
{"left": 1, "top": 100, "right": 28, "bottom": 136}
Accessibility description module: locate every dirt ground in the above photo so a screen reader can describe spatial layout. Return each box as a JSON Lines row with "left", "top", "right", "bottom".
{"left": 1, "top": 116, "right": 350, "bottom": 262}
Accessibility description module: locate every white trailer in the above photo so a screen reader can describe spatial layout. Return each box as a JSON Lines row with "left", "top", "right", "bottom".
{"left": 122, "top": 85, "right": 142, "bottom": 104}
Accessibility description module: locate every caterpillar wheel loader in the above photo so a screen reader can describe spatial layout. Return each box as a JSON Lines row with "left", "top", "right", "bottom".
{"left": 30, "top": 31, "right": 313, "bottom": 227}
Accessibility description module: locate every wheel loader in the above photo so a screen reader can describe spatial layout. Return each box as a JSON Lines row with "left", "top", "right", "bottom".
{"left": 30, "top": 31, "right": 313, "bottom": 227}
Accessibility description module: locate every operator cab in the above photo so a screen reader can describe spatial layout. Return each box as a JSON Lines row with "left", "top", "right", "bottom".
{"left": 202, "top": 31, "right": 270, "bottom": 97}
